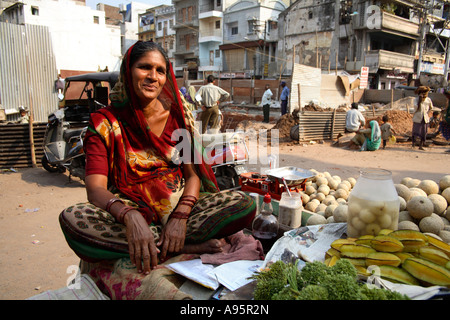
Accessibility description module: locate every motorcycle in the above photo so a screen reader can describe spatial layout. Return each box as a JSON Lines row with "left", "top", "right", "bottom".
{"left": 41, "top": 108, "right": 87, "bottom": 181}
{"left": 201, "top": 131, "right": 249, "bottom": 190}
{"left": 41, "top": 71, "right": 119, "bottom": 181}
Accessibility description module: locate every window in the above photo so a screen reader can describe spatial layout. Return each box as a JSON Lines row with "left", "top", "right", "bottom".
{"left": 215, "top": 20, "right": 220, "bottom": 29}
{"left": 268, "top": 20, "right": 277, "bottom": 31}
{"left": 185, "top": 34, "right": 190, "bottom": 50}
{"left": 231, "top": 26, "right": 238, "bottom": 35}
{"left": 158, "top": 22, "right": 162, "bottom": 30}
{"left": 188, "top": 6, "right": 193, "bottom": 21}
{"left": 308, "top": 11, "right": 313, "bottom": 19}
{"left": 181, "top": 8, "right": 186, "bottom": 22}
{"left": 215, "top": 49, "right": 220, "bottom": 58}
{"left": 93, "top": 16, "right": 99, "bottom": 24}
{"left": 31, "top": 6, "right": 39, "bottom": 16}
{"left": 248, "top": 20, "right": 255, "bottom": 33}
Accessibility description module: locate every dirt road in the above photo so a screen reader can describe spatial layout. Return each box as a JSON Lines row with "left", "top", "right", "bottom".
{"left": 0, "top": 140, "right": 449, "bottom": 300}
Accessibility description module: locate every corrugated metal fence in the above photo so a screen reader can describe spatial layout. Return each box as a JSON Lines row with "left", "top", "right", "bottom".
{"left": 0, "top": 22, "right": 59, "bottom": 122}
{"left": 298, "top": 109, "right": 386, "bottom": 141}
{"left": 0, "top": 123, "right": 46, "bottom": 169}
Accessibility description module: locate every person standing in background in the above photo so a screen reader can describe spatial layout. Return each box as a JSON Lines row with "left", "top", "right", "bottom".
{"left": 280, "top": 81, "right": 289, "bottom": 116}
{"left": 412, "top": 86, "right": 433, "bottom": 151}
{"left": 261, "top": 84, "right": 273, "bottom": 123}
{"left": 380, "top": 114, "right": 397, "bottom": 149}
{"left": 196, "top": 75, "right": 230, "bottom": 134}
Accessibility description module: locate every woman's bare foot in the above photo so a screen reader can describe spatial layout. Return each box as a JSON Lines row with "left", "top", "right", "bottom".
{"left": 182, "top": 238, "right": 227, "bottom": 254}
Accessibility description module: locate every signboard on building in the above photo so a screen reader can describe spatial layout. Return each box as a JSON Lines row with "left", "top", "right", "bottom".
{"left": 420, "top": 62, "right": 445, "bottom": 75}
{"left": 360, "top": 66, "right": 369, "bottom": 89}
{"left": 220, "top": 72, "right": 252, "bottom": 79}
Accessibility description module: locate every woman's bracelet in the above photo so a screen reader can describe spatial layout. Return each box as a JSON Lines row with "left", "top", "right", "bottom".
{"left": 117, "top": 206, "right": 136, "bottom": 224}
{"left": 170, "top": 210, "right": 190, "bottom": 220}
{"left": 177, "top": 195, "right": 198, "bottom": 208}
{"left": 178, "top": 200, "right": 195, "bottom": 208}
{"left": 106, "top": 198, "right": 124, "bottom": 212}
{"left": 180, "top": 195, "right": 198, "bottom": 202}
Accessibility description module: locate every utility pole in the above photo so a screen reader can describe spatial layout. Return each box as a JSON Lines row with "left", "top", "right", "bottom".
{"left": 416, "top": 4, "right": 427, "bottom": 78}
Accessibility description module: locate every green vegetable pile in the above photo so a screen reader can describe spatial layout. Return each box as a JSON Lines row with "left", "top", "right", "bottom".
{"left": 251, "top": 258, "right": 410, "bottom": 300}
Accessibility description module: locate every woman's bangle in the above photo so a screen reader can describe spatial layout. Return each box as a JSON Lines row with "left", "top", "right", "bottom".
{"left": 178, "top": 200, "right": 195, "bottom": 208}
{"left": 178, "top": 195, "right": 198, "bottom": 208}
{"left": 180, "top": 195, "right": 198, "bottom": 202}
{"left": 117, "top": 206, "right": 136, "bottom": 224}
{"left": 170, "top": 210, "right": 190, "bottom": 220}
{"left": 106, "top": 198, "right": 124, "bottom": 212}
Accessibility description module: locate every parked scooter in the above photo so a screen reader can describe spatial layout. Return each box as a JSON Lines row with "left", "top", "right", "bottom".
{"left": 190, "top": 95, "right": 247, "bottom": 190}
{"left": 41, "top": 71, "right": 119, "bottom": 181}
{"left": 41, "top": 108, "right": 87, "bottom": 181}
{"left": 201, "top": 131, "right": 249, "bottom": 190}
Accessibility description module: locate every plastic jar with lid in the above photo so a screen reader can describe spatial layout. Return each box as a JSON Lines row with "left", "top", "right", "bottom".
{"left": 278, "top": 191, "right": 303, "bottom": 228}
{"left": 347, "top": 168, "right": 399, "bottom": 238}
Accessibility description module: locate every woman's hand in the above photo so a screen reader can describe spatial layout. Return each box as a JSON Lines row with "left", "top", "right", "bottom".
{"left": 157, "top": 217, "right": 187, "bottom": 261}
{"left": 156, "top": 162, "right": 199, "bottom": 260}
{"left": 124, "top": 211, "right": 160, "bottom": 274}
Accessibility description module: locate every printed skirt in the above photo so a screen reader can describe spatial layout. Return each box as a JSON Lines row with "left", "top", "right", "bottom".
{"left": 59, "top": 190, "right": 256, "bottom": 262}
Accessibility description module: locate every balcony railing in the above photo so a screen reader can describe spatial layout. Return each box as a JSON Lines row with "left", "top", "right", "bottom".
{"left": 355, "top": 11, "right": 419, "bottom": 37}
{"left": 199, "top": 2, "right": 222, "bottom": 14}
{"left": 365, "top": 50, "right": 415, "bottom": 73}
{"left": 173, "top": 19, "right": 199, "bottom": 29}
{"left": 345, "top": 50, "right": 415, "bottom": 73}
{"left": 199, "top": 29, "right": 222, "bottom": 42}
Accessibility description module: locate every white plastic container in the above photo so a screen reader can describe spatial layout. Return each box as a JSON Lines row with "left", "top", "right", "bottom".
{"left": 347, "top": 168, "right": 399, "bottom": 238}
{"left": 278, "top": 192, "right": 303, "bottom": 228}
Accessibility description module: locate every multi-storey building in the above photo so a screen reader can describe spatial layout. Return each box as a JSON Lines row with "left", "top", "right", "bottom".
{"left": 277, "top": 0, "right": 450, "bottom": 89}
{"left": 154, "top": 4, "right": 176, "bottom": 63}
{"left": 198, "top": 0, "right": 224, "bottom": 78}
{"left": 172, "top": 0, "right": 288, "bottom": 79}
{"left": 138, "top": 8, "right": 157, "bottom": 42}
{"left": 172, "top": 0, "right": 199, "bottom": 79}
{"left": 119, "top": 2, "right": 152, "bottom": 55}
{"left": 220, "top": 0, "right": 289, "bottom": 79}
{"left": 137, "top": 5, "right": 176, "bottom": 67}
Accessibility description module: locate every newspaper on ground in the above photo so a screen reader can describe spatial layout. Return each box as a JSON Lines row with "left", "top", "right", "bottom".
{"left": 262, "top": 223, "right": 347, "bottom": 269}
{"left": 166, "top": 259, "right": 263, "bottom": 292}
{"left": 261, "top": 223, "right": 450, "bottom": 300}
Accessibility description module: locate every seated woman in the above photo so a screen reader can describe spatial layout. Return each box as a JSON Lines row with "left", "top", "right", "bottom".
{"left": 59, "top": 41, "right": 256, "bottom": 275}
{"left": 349, "top": 120, "right": 381, "bottom": 151}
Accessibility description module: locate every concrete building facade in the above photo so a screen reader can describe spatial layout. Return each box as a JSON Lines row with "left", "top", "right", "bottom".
{"left": 220, "top": 0, "right": 288, "bottom": 79}
{"left": 1, "top": 0, "right": 122, "bottom": 73}
{"left": 138, "top": 4, "right": 176, "bottom": 67}
{"left": 277, "top": 0, "right": 450, "bottom": 89}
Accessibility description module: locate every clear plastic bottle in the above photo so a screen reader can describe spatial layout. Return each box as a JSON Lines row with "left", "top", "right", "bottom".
{"left": 252, "top": 193, "right": 279, "bottom": 252}
{"left": 347, "top": 168, "right": 399, "bottom": 238}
